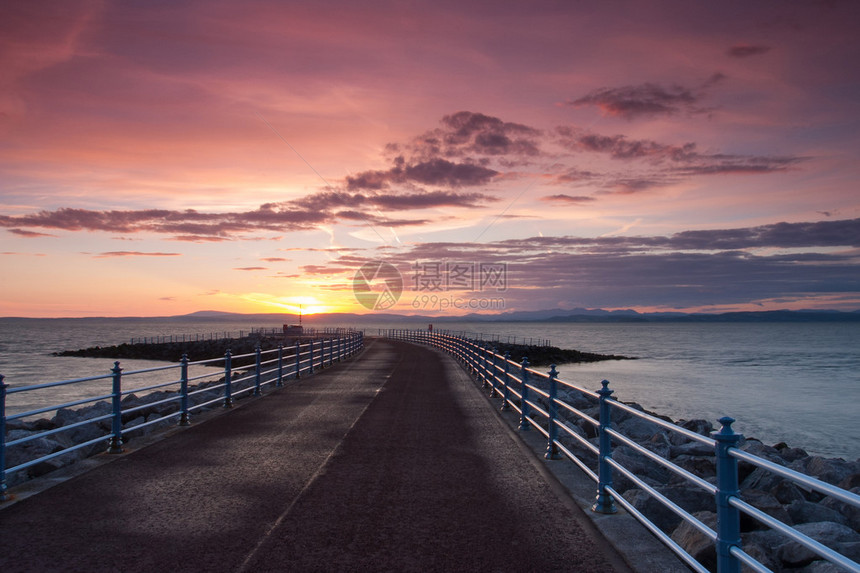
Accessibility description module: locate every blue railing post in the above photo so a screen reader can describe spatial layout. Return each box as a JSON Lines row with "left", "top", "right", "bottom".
{"left": 276, "top": 344, "right": 284, "bottom": 387}
{"left": 253, "top": 345, "right": 262, "bottom": 396}
{"left": 713, "top": 416, "right": 743, "bottom": 573}
{"left": 1, "top": 375, "right": 8, "bottom": 501}
{"left": 107, "top": 361, "right": 124, "bottom": 454}
{"left": 518, "top": 357, "right": 531, "bottom": 431}
{"left": 545, "top": 365, "right": 560, "bottom": 460}
{"left": 294, "top": 340, "right": 301, "bottom": 378}
{"left": 489, "top": 347, "right": 498, "bottom": 396}
{"left": 179, "top": 354, "right": 190, "bottom": 426}
{"left": 480, "top": 344, "right": 489, "bottom": 388}
{"left": 309, "top": 340, "right": 314, "bottom": 374}
{"left": 592, "top": 379, "right": 616, "bottom": 514}
{"left": 223, "top": 349, "right": 234, "bottom": 408}
{"left": 501, "top": 351, "right": 511, "bottom": 411}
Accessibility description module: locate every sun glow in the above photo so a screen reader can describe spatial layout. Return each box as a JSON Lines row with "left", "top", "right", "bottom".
{"left": 237, "top": 293, "right": 336, "bottom": 315}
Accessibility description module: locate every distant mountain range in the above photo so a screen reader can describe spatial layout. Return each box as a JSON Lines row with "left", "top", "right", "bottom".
{"left": 174, "top": 308, "right": 860, "bottom": 323}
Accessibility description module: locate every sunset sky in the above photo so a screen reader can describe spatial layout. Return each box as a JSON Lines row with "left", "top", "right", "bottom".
{"left": 2, "top": 0, "right": 859, "bottom": 318}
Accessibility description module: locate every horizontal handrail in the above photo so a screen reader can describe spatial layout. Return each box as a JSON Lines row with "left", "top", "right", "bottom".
{"left": 385, "top": 328, "right": 860, "bottom": 573}
{"left": 7, "top": 373, "right": 113, "bottom": 393}
{"left": 1, "top": 332, "right": 364, "bottom": 499}
{"left": 729, "top": 447, "right": 860, "bottom": 508}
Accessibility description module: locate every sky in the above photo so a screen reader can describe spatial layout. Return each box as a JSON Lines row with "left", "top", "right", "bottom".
{"left": 2, "top": 0, "right": 859, "bottom": 318}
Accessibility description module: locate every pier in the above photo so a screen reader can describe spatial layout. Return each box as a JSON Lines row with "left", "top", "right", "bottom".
{"left": 0, "top": 339, "right": 638, "bottom": 572}
{"left": 2, "top": 331, "right": 859, "bottom": 572}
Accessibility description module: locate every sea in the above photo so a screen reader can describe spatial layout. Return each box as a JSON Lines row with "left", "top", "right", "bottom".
{"left": 1, "top": 317, "right": 858, "bottom": 460}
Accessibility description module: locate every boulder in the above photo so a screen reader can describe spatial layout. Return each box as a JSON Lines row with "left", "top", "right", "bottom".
{"left": 612, "top": 446, "right": 671, "bottom": 491}
{"left": 738, "top": 489, "right": 793, "bottom": 531}
{"left": 741, "top": 468, "right": 803, "bottom": 503}
{"left": 53, "top": 403, "right": 111, "bottom": 447}
{"left": 773, "top": 442, "right": 810, "bottom": 464}
{"left": 641, "top": 432, "right": 672, "bottom": 459}
{"left": 670, "top": 440, "right": 714, "bottom": 458}
{"left": 798, "top": 560, "right": 850, "bottom": 573}
{"left": 737, "top": 439, "right": 785, "bottom": 483}
{"left": 670, "top": 419, "right": 714, "bottom": 446}
{"left": 820, "top": 486, "right": 860, "bottom": 531}
{"left": 787, "top": 500, "right": 848, "bottom": 527}
{"left": 742, "top": 529, "right": 784, "bottom": 571}
{"left": 670, "top": 455, "right": 716, "bottom": 482}
{"left": 790, "top": 457, "right": 860, "bottom": 488}
{"left": 670, "top": 510, "right": 717, "bottom": 571}
{"left": 616, "top": 415, "right": 661, "bottom": 441}
{"left": 777, "top": 521, "right": 860, "bottom": 568}
{"left": 622, "top": 485, "right": 714, "bottom": 533}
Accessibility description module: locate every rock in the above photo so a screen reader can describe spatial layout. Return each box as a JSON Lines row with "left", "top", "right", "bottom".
{"left": 670, "top": 440, "right": 714, "bottom": 458}
{"left": 670, "top": 510, "right": 717, "bottom": 571}
{"left": 670, "top": 455, "right": 716, "bottom": 482}
{"left": 740, "top": 467, "right": 807, "bottom": 504}
{"left": 4, "top": 435, "right": 85, "bottom": 480}
{"left": 798, "top": 560, "right": 849, "bottom": 573}
{"left": 617, "top": 416, "right": 661, "bottom": 441}
{"left": 738, "top": 489, "right": 793, "bottom": 531}
{"left": 774, "top": 443, "right": 810, "bottom": 463}
{"left": 52, "top": 402, "right": 111, "bottom": 447}
{"left": 742, "top": 529, "right": 784, "bottom": 571}
{"left": 839, "top": 473, "right": 860, "bottom": 490}
{"left": 622, "top": 485, "right": 714, "bottom": 533}
{"left": 737, "top": 439, "right": 785, "bottom": 483}
{"left": 557, "top": 389, "right": 594, "bottom": 410}
{"left": 790, "top": 457, "right": 860, "bottom": 488}
{"left": 611, "top": 446, "right": 671, "bottom": 491}
{"left": 641, "top": 432, "right": 672, "bottom": 459}
{"left": 777, "top": 521, "right": 860, "bottom": 568}
{"left": 134, "top": 390, "right": 180, "bottom": 420}
{"left": 788, "top": 501, "right": 849, "bottom": 527}
{"left": 820, "top": 487, "right": 860, "bottom": 531}
{"left": 672, "top": 419, "right": 714, "bottom": 445}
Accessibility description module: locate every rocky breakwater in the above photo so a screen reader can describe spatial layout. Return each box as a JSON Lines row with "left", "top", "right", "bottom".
{"left": 54, "top": 333, "right": 300, "bottom": 368}
{"left": 481, "top": 341, "right": 634, "bottom": 366}
{"left": 528, "top": 385, "right": 859, "bottom": 572}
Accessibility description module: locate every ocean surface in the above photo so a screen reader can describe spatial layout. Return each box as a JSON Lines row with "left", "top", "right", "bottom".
{"left": 1, "top": 317, "right": 858, "bottom": 460}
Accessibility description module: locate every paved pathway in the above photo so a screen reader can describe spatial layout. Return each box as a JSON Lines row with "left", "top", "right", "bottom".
{"left": 0, "top": 339, "right": 630, "bottom": 572}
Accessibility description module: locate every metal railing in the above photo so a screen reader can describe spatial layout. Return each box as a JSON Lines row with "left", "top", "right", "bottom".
{"left": 1, "top": 332, "right": 364, "bottom": 500}
{"left": 385, "top": 329, "right": 860, "bottom": 573}
{"left": 375, "top": 328, "right": 551, "bottom": 347}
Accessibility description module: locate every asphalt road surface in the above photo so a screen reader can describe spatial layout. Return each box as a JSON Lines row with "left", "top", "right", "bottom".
{"left": 1, "top": 339, "right": 630, "bottom": 572}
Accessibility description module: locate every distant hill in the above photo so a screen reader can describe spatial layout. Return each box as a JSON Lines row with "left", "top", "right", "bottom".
{"left": 172, "top": 308, "right": 860, "bottom": 324}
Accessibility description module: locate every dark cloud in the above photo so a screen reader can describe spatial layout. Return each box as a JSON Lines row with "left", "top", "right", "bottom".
{"left": 260, "top": 257, "right": 289, "bottom": 262}
{"left": 559, "top": 129, "right": 699, "bottom": 161}
{"left": 7, "top": 228, "right": 57, "bottom": 238}
{"left": 569, "top": 82, "right": 699, "bottom": 119}
{"left": 554, "top": 168, "right": 599, "bottom": 183}
{"left": 382, "top": 111, "right": 543, "bottom": 170}
{"left": 302, "top": 218, "right": 860, "bottom": 310}
{"left": 233, "top": 266, "right": 267, "bottom": 271}
{"left": 727, "top": 44, "right": 771, "bottom": 58}
{"left": 555, "top": 127, "right": 805, "bottom": 181}
{"left": 93, "top": 251, "right": 181, "bottom": 258}
{"left": 540, "top": 194, "right": 596, "bottom": 204}
{"left": 0, "top": 186, "right": 496, "bottom": 239}
{"left": 346, "top": 158, "right": 498, "bottom": 190}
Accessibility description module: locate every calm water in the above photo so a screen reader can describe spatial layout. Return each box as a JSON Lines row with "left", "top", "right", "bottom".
{"left": 1, "top": 318, "right": 858, "bottom": 460}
